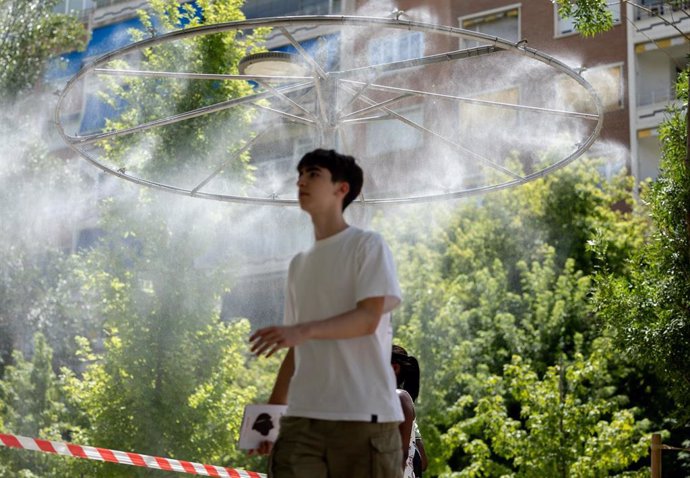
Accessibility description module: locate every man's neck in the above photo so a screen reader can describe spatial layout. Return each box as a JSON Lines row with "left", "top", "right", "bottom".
{"left": 311, "top": 212, "right": 349, "bottom": 241}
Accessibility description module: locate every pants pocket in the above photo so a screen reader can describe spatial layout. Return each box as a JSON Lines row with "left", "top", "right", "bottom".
{"left": 370, "top": 431, "right": 403, "bottom": 478}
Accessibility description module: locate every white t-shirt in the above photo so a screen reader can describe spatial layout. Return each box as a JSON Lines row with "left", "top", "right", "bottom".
{"left": 284, "top": 226, "right": 403, "bottom": 422}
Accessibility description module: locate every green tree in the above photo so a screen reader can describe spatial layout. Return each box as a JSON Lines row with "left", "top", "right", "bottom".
{"left": 99, "top": 0, "right": 268, "bottom": 183}
{"left": 592, "top": 72, "right": 690, "bottom": 421}
{"left": 51, "top": 2, "right": 276, "bottom": 476}
{"left": 440, "top": 340, "right": 649, "bottom": 478}
{"left": 60, "top": 197, "right": 278, "bottom": 477}
{"left": 0, "top": 0, "right": 87, "bottom": 102}
{"left": 381, "top": 158, "right": 654, "bottom": 476}
{"left": 0, "top": 140, "right": 93, "bottom": 375}
{"left": 0, "top": 0, "right": 90, "bottom": 371}
{"left": 0, "top": 333, "right": 74, "bottom": 477}
{"left": 558, "top": 0, "right": 690, "bottom": 424}
{"left": 553, "top": 0, "right": 614, "bottom": 37}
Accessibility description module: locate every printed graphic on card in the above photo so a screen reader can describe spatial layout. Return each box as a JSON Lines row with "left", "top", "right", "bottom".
{"left": 238, "top": 404, "right": 288, "bottom": 449}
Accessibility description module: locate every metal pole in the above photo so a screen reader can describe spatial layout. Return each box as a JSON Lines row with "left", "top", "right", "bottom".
{"left": 651, "top": 433, "right": 662, "bottom": 478}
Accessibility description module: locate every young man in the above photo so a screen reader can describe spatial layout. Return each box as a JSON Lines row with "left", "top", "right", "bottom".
{"left": 249, "top": 149, "right": 404, "bottom": 478}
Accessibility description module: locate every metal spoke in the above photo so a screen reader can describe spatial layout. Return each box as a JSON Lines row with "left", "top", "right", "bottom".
{"left": 336, "top": 78, "right": 373, "bottom": 117}
{"left": 340, "top": 114, "right": 391, "bottom": 125}
{"left": 279, "top": 27, "right": 328, "bottom": 78}
{"left": 339, "top": 94, "right": 414, "bottom": 120}
{"left": 340, "top": 84, "right": 523, "bottom": 180}
{"left": 333, "top": 46, "right": 496, "bottom": 78}
{"left": 94, "top": 67, "right": 313, "bottom": 82}
{"left": 340, "top": 79, "right": 599, "bottom": 121}
{"left": 250, "top": 102, "right": 316, "bottom": 125}
{"left": 73, "top": 146, "right": 296, "bottom": 205}
{"left": 313, "top": 73, "right": 329, "bottom": 124}
{"left": 191, "top": 129, "right": 269, "bottom": 195}
{"left": 255, "top": 80, "right": 316, "bottom": 121}
{"left": 68, "top": 81, "right": 313, "bottom": 145}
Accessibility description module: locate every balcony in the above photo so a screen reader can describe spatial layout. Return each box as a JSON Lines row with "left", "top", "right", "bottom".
{"left": 243, "top": 0, "right": 342, "bottom": 18}
{"left": 637, "top": 84, "right": 679, "bottom": 130}
{"left": 93, "top": 0, "right": 135, "bottom": 7}
{"left": 638, "top": 85, "right": 675, "bottom": 107}
{"left": 635, "top": 1, "right": 690, "bottom": 20}
{"left": 54, "top": 0, "right": 93, "bottom": 17}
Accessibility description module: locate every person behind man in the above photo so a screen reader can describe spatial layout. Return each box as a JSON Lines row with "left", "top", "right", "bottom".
{"left": 392, "top": 345, "right": 428, "bottom": 477}
{"left": 249, "top": 149, "right": 404, "bottom": 478}
{"left": 393, "top": 348, "right": 416, "bottom": 478}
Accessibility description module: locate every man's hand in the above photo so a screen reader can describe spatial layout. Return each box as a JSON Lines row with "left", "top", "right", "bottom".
{"left": 247, "top": 440, "right": 273, "bottom": 456}
{"left": 250, "top": 298, "right": 386, "bottom": 357}
{"left": 250, "top": 324, "right": 308, "bottom": 357}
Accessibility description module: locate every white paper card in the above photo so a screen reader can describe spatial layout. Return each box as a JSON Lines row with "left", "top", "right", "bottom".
{"left": 238, "top": 404, "right": 288, "bottom": 449}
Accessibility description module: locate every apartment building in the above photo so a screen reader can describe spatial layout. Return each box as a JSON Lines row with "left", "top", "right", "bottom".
{"left": 628, "top": 0, "right": 689, "bottom": 181}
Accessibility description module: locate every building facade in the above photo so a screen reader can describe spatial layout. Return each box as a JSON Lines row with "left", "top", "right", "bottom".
{"left": 628, "top": 1, "right": 689, "bottom": 181}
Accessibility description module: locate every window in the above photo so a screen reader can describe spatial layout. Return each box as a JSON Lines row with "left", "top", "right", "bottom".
{"left": 555, "top": 2, "right": 621, "bottom": 37}
{"left": 367, "top": 106, "right": 424, "bottom": 156}
{"left": 460, "top": 6, "right": 520, "bottom": 49}
{"left": 558, "top": 63, "right": 624, "bottom": 112}
{"left": 585, "top": 64, "right": 624, "bottom": 111}
{"left": 368, "top": 31, "right": 425, "bottom": 66}
{"left": 458, "top": 87, "right": 520, "bottom": 129}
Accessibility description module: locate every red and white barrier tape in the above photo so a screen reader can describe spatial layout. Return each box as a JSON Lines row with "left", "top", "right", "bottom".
{"left": 0, "top": 433, "right": 265, "bottom": 477}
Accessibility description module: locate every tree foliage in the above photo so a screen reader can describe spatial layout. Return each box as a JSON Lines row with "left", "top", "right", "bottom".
{"left": 0, "top": 334, "right": 74, "bottom": 477}
{"left": 592, "top": 71, "right": 690, "bottom": 423}
{"left": 0, "top": 0, "right": 87, "bottom": 102}
{"left": 0, "top": 1, "right": 278, "bottom": 476}
{"left": 56, "top": 195, "right": 276, "bottom": 477}
{"left": 0, "top": 0, "right": 90, "bottom": 374}
{"left": 99, "top": 0, "right": 268, "bottom": 183}
{"left": 0, "top": 137, "right": 92, "bottom": 375}
{"left": 45, "top": 2, "right": 276, "bottom": 475}
{"left": 553, "top": 0, "right": 614, "bottom": 37}
{"left": 442, "top": 344, "right": 649, "bottom": 478}
{"left": 381, "top": 159, "right": 655, "bottom": 476}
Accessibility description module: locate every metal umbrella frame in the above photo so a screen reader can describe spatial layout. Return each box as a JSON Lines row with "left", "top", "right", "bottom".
{"left": 55, "top": 15, "right": 604, "bottom": 206}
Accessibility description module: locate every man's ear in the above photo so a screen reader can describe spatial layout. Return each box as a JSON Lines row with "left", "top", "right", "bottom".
{"left": 338, "top": 181, "right": 350, "bottom": 197}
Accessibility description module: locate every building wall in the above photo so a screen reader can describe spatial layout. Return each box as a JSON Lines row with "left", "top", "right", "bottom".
{"left": 453, "top": 2, "right": 630, "bottom": 149}
{"left": 631, "top": 4, "right": 690, "bottom": 180}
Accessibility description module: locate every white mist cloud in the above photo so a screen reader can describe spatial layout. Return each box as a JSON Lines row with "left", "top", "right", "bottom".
{"left": 355, "top": 0, "right": 399, "bottom": 18}
{"left": 0, "top": 91, "right": 94, "bottom": 253}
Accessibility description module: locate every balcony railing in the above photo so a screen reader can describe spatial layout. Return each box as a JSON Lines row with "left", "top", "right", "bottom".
{"left": 54, "top": 0, "right": 94, "bottom": 14}
{"left": 637, "top": 85, "right": 676, "bottom": 106}
{"left": 243, "top": 0, "right": 342, "bottom": 19}
{"left": 635, "top": 1, "right": 690, "bottom": 20}
{"left": 93, "top": 0, "right": 135, "bottom": 8}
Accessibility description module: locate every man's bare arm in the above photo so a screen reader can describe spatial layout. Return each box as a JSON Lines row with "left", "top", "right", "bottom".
{"left": 268, "top": 348, "right": 294, "bottom": 404}
{"left": 398, "top": 389, "right": 415, "bottom": 468}
{"left": 249, "top": 296, "right": 384, "bottom": 357}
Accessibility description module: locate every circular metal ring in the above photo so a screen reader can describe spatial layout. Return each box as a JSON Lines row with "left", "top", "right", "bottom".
{"left": 55, "top": 15, "right": 603, "bottom": 206}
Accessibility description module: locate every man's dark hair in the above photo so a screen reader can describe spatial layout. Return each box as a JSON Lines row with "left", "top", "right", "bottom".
{"left": 297, "top": 149, "right": 363, "bottom": 210}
